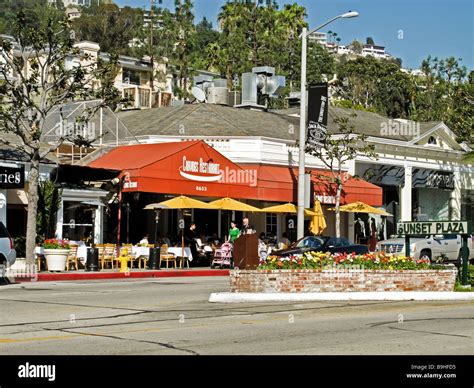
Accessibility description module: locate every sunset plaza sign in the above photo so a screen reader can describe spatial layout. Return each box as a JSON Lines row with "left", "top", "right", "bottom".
{"left": 397, "top": 221, "right": 472, "bottom": 236}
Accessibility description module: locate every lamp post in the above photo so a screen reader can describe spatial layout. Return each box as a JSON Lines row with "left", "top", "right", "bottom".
{"left": 297, "top": 11, "right": 359, "bottom": 239}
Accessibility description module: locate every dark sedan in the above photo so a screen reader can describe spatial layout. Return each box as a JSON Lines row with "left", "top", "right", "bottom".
{"left": 273, "top": 236, "right": 369, "bottom": 257}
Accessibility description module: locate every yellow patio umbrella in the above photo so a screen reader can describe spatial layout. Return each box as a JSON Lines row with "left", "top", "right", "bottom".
{"left": 260, "top": 203, "right": 319, "bottom": 217}
{"left": 329, "top": 201, "right": 393, "bottom": 217}
{"left": 156, "top": 196, "right": 219, "bottom": 268}
{"left": 209, "top": 197, "right": 261, "bottom": 212}
{"left": 158, "top": 195, "right": 219, "bottom": 210}
{"left": 309, "top": 200, "right": 327, "bottom": 235}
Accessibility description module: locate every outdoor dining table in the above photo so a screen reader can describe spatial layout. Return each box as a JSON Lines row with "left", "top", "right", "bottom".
{"left": 131, "top": 246, "right": 194, "bottom": 262}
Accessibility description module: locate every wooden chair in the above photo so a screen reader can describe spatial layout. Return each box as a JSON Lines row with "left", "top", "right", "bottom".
{"left": 101, "top": 244, "right": 116, "bottom": 270}
{"left": 159, "top": 244, "right": 177, "bottom": 269}
{"left": 37, "top": 254, "right": 46, "bottom": 272}
{"left": 66, "top": 245, "right": 79, "bottom": 271}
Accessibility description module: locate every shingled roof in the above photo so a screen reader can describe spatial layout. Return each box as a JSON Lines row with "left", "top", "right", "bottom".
{"left": 276, "top": 106, "right": 440, "bottom": 141}
{"left": 117, "top": 103, "right": 441, "bottom": 142}
{"left": 117, "top": 104, "right": 300, "bottom": 140}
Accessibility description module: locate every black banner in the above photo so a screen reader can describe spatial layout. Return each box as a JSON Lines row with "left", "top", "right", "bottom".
{"left": 0, "top": 356, "right": 472, "bottom": 387}
{"left": 0, "top": 165, "right": 24, "bottom": 189}
{"left": 307, "top": 83, "right": 328, "bottom": 149}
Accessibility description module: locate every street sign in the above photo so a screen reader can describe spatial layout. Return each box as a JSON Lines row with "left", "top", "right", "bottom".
{"left": 397, "top": 220, "right": 472, "bottom": 287}
{"left": 397, "top": 221, "right": 472, "bottom": 236}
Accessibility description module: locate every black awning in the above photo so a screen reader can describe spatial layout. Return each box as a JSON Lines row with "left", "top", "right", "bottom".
{"left": 50, "top": 165, "right": 120, "bottom": 184}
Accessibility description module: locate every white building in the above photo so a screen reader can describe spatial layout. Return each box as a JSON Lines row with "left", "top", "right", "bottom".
{"left": 362, "top": 44, "right": 392, "bottom": 59}
{"left": 308, "top": 32, "right": 327, "bottom": 46}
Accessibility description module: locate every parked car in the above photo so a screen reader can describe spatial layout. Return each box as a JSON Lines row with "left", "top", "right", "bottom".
{"left": 376, "top": 234, "right": 472, "bottom": 263}
{"left": 272, "top": 236, "right": 369, "bottom": 257}
{"left": 0, "top": 222, "right": 16, "bottom": 276}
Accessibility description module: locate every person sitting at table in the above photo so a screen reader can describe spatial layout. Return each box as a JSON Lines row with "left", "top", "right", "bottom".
{"left": 278, "top": 232, "right": 291, "bottom": 249}
{"left": 139, "top": 234, "right": 149, "bottom": 246}
{"left": 227, "top": 221, "right": 240, "bottom": 243}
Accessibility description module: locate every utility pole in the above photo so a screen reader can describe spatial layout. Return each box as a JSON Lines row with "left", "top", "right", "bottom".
{"left": 149, "top": 0, "right": 155, "bottom": 92}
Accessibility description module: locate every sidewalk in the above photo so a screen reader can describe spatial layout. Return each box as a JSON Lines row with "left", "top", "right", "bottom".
{"left": 9, "top": 268, "right": 230, "bottom": 283}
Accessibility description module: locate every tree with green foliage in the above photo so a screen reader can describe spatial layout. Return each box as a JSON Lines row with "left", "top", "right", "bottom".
{"left": 410, "top": 56, "right": 472, "bottom": 143}
{"left": 350, "top": 39, "right": 363, "bottom": 54}
{"left": 366, "top": 37, "right": 374, "bottom": 45}
{"left": 71, "top": 3, "right": 144, "bottom": 55}
{"left": 306, "top": 116, "right": 377, "bottom": 238}
{"left": 172, "top": 0, "right": 197, "bottom": 99}
{"left": 37, "top": 181, "right": 62, "bottom": 242}
{"left": 334, "top": 55, "right": 412, "bottom": 118}
{"left": 0, "top": 7, "right": 121, "bottom": 265}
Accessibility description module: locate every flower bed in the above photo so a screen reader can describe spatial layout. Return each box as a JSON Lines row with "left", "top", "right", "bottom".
{"left": 229, "top": 252, "right": 456, "bottom": 293}
{"left": 259, "top": 252, "right": 432, "bottom": 271}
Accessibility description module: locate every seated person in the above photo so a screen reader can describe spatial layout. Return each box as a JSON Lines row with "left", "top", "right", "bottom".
{"left": 278, "top": 232, "right": 291, "bottom": 249}
{"left": 139, "top": 234, "right": 149, "bottom": 246}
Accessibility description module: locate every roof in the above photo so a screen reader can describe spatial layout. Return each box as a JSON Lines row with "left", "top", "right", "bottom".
{"left": 275, "top": 106, "right": 440, "bottom": 142}
{"left": 117, "top": 104, "right": 300, "bottom": 140}
{"left": 117, "top": 103, "right": 441, "bottom": 142}
{"left": 88, "top": 141, "right": 203, "bottom": 170}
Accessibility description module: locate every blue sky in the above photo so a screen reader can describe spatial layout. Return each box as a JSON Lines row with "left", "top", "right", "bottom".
{"left": 114, "top": 0, "right": 474, "bottom": 70}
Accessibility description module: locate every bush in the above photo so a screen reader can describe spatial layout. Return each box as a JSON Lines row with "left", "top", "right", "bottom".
{"left": 13, "top": 236, "right": 26, "bottom": 258}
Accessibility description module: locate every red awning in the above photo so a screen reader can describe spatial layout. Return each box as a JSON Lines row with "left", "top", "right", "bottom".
{"left": 89, "top": 141, "right": 259, "bottom": 199}
{"left": 240, "top": 164, "right": 382, "bottom": 206}
{"left": 311, "top": 170, "right": 382, "bottom": 206}
{"left": 88, "top": 143, "right": 382, "bottom": 206}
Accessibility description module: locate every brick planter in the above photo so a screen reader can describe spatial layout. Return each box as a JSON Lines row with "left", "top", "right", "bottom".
{"left": 230, "top": 269, "right": 458, "bottom": 293}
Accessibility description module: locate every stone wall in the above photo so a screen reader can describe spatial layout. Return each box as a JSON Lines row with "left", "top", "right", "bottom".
{"left": 230, "top": 269, "right": 457, "bottom": 293}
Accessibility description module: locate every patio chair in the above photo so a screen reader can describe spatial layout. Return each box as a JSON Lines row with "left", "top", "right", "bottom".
{"left": 101, "top": 244, "right": 116, "bottom": 270}
{"left": 37, "top": 254, "right": 46, "bottom": 272}
{"left": 66, "top": 245, "right": 79, "bottom": 271}
{"left": 159, "top": 244, "right": 177, "bottom": 269}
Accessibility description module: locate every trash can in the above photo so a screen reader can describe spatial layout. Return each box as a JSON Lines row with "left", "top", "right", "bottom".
{"left": 148, "top": 247, "right": 160, "bottom": 270}
{"left": 86, "top": 247, "right": 99, "bottom": 272}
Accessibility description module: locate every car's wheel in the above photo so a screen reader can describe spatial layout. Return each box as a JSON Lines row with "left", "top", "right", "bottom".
{"left": 419, "top": 250, "right": 431, "bottom": 262}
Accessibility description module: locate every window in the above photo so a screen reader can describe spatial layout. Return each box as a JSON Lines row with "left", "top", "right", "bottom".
{"left": 122, "top": 69, "right": 140, "bottom": 85}
{"left": 265, "top": 213, "right": 277, "bottom": 237}
{"left": 428, "top": 136, "right": 437, "bottom": 145}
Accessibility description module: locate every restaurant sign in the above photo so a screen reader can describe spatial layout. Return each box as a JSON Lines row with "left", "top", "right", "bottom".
{"left": 179, "top": 156, "right": 222, "bottom": 183}
{"left": 397, "top": 221, "right": 472, "bottom": 236}
{"left": 0, "top": 165, "right": 25, "bottom": 189}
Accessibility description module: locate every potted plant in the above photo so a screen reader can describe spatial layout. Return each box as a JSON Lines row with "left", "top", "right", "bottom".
{"left": 43, "top": 239, "right": 70, "bottom": 272}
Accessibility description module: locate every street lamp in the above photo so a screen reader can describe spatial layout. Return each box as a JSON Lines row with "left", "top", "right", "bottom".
{"left": 297, "top": 11, "right": 359, "bottom": 239}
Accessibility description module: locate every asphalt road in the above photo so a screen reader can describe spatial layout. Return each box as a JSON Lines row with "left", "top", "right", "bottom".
{"left": 0, "top": 277, "right": 473, "bottom": 355}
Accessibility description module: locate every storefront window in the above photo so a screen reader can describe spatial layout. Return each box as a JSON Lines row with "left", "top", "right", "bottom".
{"left": 62, "top": 201, "right": 94, "bottom": 243}
{"left": 266, "top": 213, "right": 277, "bottom": 238}
{"left": 461, "top": 190, "right": 473, "bottom": 223}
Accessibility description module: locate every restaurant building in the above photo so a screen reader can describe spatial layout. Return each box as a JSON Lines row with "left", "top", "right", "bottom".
{"left": 79, "top": 103, "right": 472, "bottom": 245}
{"left": 78, "top": 103, "right": 386, "bottom": 244}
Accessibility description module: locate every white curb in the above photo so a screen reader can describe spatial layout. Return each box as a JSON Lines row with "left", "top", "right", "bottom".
{"left": 209, "top": 292, "right": 474, "bottom": 303}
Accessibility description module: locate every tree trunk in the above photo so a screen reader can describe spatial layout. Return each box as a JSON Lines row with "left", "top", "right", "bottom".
{"left": 26, "top": 157, "right": 40, "bottom": 266}
{"left": 335, "top": 182, "right": 342, "bottom": 238}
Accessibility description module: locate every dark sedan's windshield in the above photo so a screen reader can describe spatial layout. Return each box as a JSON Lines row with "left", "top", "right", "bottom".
{"left": 294, "top": 236, "right": 326, "bottom": 249}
